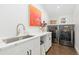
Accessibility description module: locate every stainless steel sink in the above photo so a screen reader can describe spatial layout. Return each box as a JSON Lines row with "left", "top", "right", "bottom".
{"left": 3, "top": 37, "right": 19, "bottom": 44}
{"left": 3, "top": 35, "right": 34, "bottom": 44}
{"left": 20, "top": 35, "right": 33, "bottom": 39}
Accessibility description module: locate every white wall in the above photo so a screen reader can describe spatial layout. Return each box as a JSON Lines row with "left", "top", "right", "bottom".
{"left": 0, "top": 4, "right": 49, "bottom": 37}
{"left": 72, "top": 5, "right": 79, "bottom": 53}
{"left": 42, "top": 4, "right": 75, "bottom": 24}
{"left": 58, "top": 15, "right": 74, "bottom": 24}
{"left": 0, "top": 4, "right": 29, "bottom": 37}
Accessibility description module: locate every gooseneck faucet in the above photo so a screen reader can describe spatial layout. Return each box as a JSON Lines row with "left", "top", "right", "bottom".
{"left": 16, "top": 24, "right": 25, "bottom": 36}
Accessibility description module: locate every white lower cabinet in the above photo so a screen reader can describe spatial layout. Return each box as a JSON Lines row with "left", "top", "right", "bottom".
{"left": 40, "top": 32, "right": 52, "bottom": 55}
{"left": 0, "top": 44, "right": 27, "bottom": 55}
{"left": 40, "top": 44, "right": 46, "bottom": 55}
{"left": 0, "top": 32, "right": 51, "bottom": 55}
{"left": 0, "top": 37, "right": 40, "bottom": 55}
{"left": 46, "top": 34, "right": 52, "bottom": 51}
{"left": 45, "top": 35, "right": 51, "bottom": 52}
{"left": 26, "top": 37, "right": 40, "bottom": 55}
{"left": 44, "top": 33, "right": 52, "bottom": 52}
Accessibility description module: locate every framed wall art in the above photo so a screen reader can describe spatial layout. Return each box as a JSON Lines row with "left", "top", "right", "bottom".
{"left": 29, "top": 4, "right": 41, "bottom": 26}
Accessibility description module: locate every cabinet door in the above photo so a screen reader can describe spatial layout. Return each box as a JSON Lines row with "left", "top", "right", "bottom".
{"left": 0, "top": 43, "right": 28, "bottom": 55}
{"left": 45, "top": 33, "right": 52, "bottom": 52}
{"left": 48, "top": 33, "right": 52, "bottom": 49}
{"left": 21, "top": 37, "right": 40, "bottom": 55}
{"left": 32, "top": 37, "right": 40, "bottom": 55}
{"left": 25, "top": 37, "right": 40, "bottom": 55}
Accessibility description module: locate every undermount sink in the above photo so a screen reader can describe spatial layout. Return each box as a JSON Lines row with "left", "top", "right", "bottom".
{"left": 3, "top": 35, "right": 34, "bottom": 44}
{"left": 20, "top": 35, "right": 33, "bottom": 39}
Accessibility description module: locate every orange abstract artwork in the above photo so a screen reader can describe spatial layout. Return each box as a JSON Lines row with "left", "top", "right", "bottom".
{"left": 29, "top": 4, "right": 41, "bottom": 26}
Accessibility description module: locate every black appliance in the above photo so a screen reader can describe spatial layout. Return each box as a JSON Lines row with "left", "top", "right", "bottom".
{"left": 59, "top": 25, "right": 75, "bottom": 47}
{"left": 47, "top": 24, "right": 75, "bottom": 48}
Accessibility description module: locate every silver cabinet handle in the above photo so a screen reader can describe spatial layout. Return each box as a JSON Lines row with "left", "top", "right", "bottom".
{"left": 26, "top": 49, "right": 32, "bottom": 55}
{"left": 27, "top": 51, "right": 30, "bottom": 55}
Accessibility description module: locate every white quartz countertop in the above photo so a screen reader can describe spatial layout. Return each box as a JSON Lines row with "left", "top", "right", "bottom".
{"left": 0, "top": 32, "right": 51, "bottom": 49}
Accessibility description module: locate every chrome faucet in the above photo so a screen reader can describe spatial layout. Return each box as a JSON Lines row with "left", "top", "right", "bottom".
{"left": 16, "top": 24, "right": 25, "bottom": 36}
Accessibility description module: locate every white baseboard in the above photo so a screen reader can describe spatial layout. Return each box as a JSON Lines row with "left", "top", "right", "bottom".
{"left": 75, "top": 47, "right": 79, "bottom": 54}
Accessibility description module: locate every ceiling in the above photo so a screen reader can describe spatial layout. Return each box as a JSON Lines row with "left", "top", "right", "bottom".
{"left": 41, "top": 4, "right": 76, "bottom": 19}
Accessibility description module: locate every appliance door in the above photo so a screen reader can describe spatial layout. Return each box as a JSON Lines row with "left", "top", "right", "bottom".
{"left": 59, "top": 25, "right": 74, "bottom": 47}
